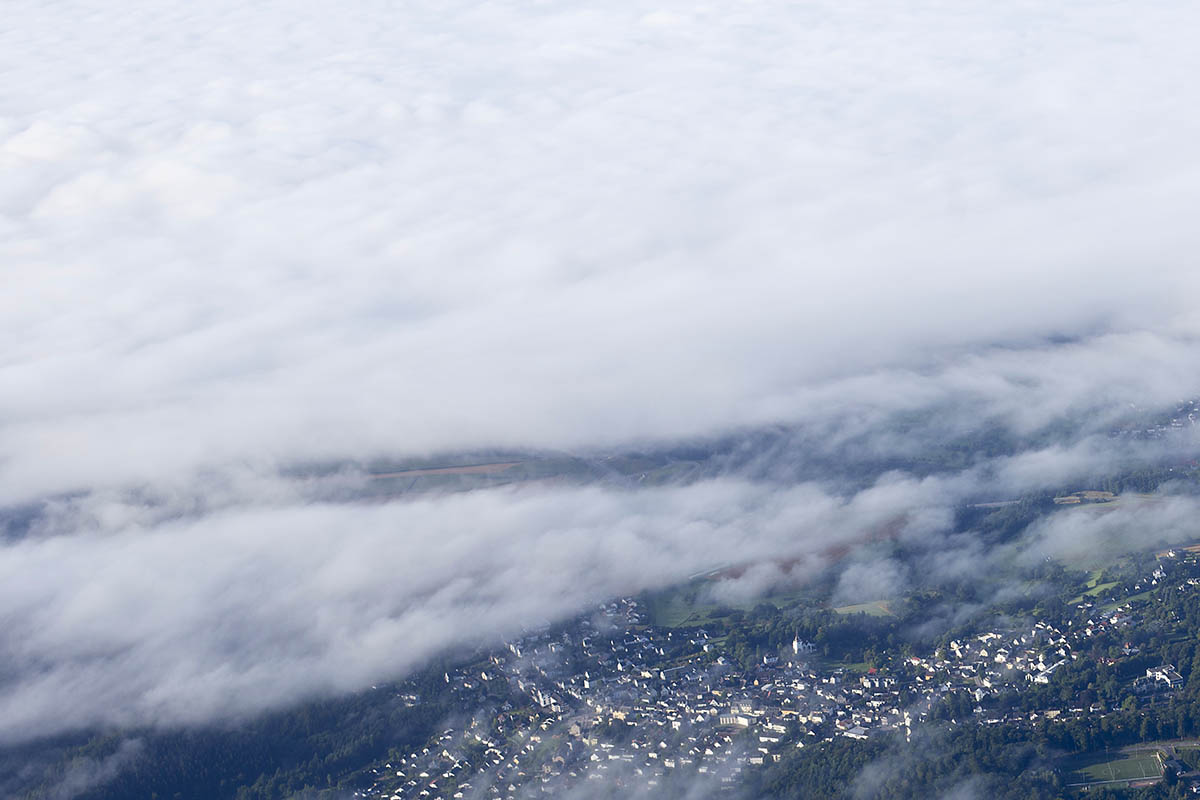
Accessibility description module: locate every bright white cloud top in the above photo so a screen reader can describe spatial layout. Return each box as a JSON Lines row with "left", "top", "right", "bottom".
{"left": 4, "top": 0, "right": 1200, "bottom": 499}
{"left": 4, "top": 0, "right": 1200, "bottom": 741}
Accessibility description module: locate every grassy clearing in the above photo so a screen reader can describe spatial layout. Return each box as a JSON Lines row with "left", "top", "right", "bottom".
{"left": 1069, "top": 573, "right": 1120, "bottom": 605}
{"left": 641, "top": 591, "right": 689, "bottom": 627}
{"left": 833, "top": 600, "right": 894, "bottom": 617}
{"left": 1065, "top": 752, "right": 1162, "bottom": 785}
{"left": 644, "top": 585, "right": 814, "bottom": 629}
{"left": 645, "top": 597, "right": 716, "bottom": 628}
{"left": 647, "top": 595, "right": 760, "bottom": 628}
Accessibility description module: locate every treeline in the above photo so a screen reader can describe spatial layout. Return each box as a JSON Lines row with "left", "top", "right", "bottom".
{"left": 15, "top": 666, "right": 456, "bottom": 800}
{"left": 741, "top": 706, "right": 1200, "bottom": 800}
{"left": 743, "top": 725, "right": 1061, "bottom": 800}
{"left": 710, "top": 603, "right": 904, "bottom": 670}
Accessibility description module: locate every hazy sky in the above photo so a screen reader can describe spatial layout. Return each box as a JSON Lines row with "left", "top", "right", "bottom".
{"left": 4, "top": 0, "right": 1200, "bottom": 743}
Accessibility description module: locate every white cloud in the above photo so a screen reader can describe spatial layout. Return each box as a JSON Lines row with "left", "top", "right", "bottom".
{"left": 0, "top": 477, "right": 945, "bottom": 742}
{"left": 2, "top": 0, "right": 1200, "bottom": 500}
{"left": 3, "top": 0, "right": 1200, "bottom": 746}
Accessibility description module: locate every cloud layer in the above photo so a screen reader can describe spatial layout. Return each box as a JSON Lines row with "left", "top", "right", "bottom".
{"left": 4, "top": 0, "right": 1200, "bottom": 748}
{"left": 0, "top": 478, "right": 935, "bottom": 742}
{"left": 4, "top": 0, "right": 1200, "bottom": 500}
{"left": 5, "top": 452, "right": 1198, "bottom": 745}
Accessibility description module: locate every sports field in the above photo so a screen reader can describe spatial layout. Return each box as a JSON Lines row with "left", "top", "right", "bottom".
{"left": 1065, "top": 752, "right": 1162, "bottom": 785}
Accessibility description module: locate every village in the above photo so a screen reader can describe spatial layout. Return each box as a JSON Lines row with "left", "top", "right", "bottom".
{"left": 355, "top": 550, "right": 1200, "bottom": 799}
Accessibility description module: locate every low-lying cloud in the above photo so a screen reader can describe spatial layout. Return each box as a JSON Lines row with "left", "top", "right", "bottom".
{"left": 5, "top": 448, "right": 1197, "bottom": 745}
{"left": 0, "top": 478, "right": 937, "bottom": 742}
{"left": 3, "top": 0, "right": 1200, "bottom": 756}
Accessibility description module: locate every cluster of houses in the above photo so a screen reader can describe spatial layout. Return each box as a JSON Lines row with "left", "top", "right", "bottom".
{"left": 355, "top": 557, "right": 1198, "bottom": 800}
{"left": 1111, "top": 398, "right": 1199, "bottom": 440}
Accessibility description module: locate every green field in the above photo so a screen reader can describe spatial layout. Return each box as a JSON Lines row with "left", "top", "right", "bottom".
{"left": 643, "top": 590, "right": 755, "bottom": 628}
{"left": 833, "top": 600, "right": 894, "bottom": 617}
{"left": 643, "top": 585, "right": 813, "bottom": 628}
{"left": 645, "top": 595, "right": 722, "bottom": 628}
{"left": 1065, "top": 752, "right": 1162, "bottom": 785}
{"left": 1068, "top": 570, "right": 1120, "bottom": 605}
